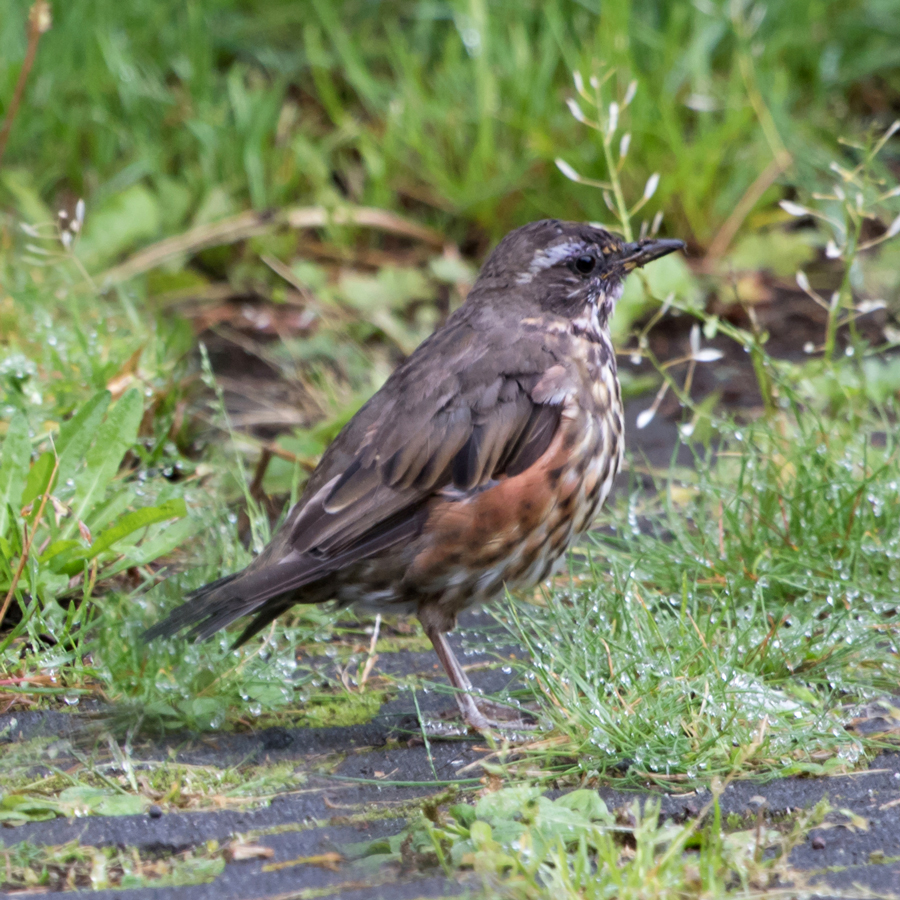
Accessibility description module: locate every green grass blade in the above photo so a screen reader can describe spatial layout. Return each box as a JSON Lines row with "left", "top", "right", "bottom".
{"left": 20, "top": 451, "right": 56, "bottom": 508}
{"left": 65, "top": 390, "right": 143, "bottom": 537}
{"left": 89, "top": 498, "right": 188, "bottom": 558}
{"left": 55, "top": 390, "right": 111, "bottom": 490}
{"left": 0, "top": 411, "right": 30, "bottom": 537}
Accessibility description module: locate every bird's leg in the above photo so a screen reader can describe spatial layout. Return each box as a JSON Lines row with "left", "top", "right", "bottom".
{"left": 423, "top": 624, "right": 536, "bottom": 732}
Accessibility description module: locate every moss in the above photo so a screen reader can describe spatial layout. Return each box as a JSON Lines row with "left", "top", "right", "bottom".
{"left": 297, "top": 690, "right": 388, "bottom": 728}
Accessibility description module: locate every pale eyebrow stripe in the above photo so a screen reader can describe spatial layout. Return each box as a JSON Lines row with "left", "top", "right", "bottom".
{"left": 516, "top": 239, "right": 587, "bottom": 284}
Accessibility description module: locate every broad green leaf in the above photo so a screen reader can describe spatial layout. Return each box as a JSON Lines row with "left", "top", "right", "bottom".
{"left": 67, "top": 390, "right": 143, "bottom": 536}
{"left": 0, "top": 411, "right": 30, "bottom": 536}
{"left": 90, "top": 498, "right": 187, "bottom": 558}
{"left": 83, "top": 488, "right": 135, "bottom": 535}
{"left": 553, "top": 790, "right": 612, "bottom": 823}
{"left": 0, "top": 794, "right": 61, "bottom": 823}
{"left": 21, "top": 451, "right": 56, "bottom": 508}
{"left": 55, "top": 390, "right": 111, "bottom": 491}
{"left": 40, "top": 539, "right": 83, "bottom": 563}
{"left": 40, "top": 538, "right": 89, "bottom": 576}
{"left": 474, "top": 786, "right": 541, "bottom": 823}
{"left": 103, "top": 516, "right": 196, "bottom": 577}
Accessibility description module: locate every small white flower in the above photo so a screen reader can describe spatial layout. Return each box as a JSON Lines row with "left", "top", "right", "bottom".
{"left": 619, "top": 132, "right": 631, "bottom": 160}
{"left": 825, "top": 240, "right": 841, "bottom": 258}
{"left": 690, "top": 323, "right": 701, "bottom": 356}
{"left": 573, "top": 70, "right": 585, "bottom": 94}
{"left": 796, "top": 271, "right": 811, "bottom": 292}
{"left": 566, "top": 98, "right": 586, "bottom": 123}
{"left": 685, "top": 94, "right": 718, "bottom": 112}
{"left": 779, "top": 200, "right": 810, "bottom": 217}
{"left": 555, "top": 158, "right": 581, "bottom": 182}
{"left": 607, "top": 102, "right": 619, "bottom": 136}
{"left": 886, "top": 212, "right": 900, "bottom": 239}
{"left": 689, "top": 323, "right": 723, "bottom": 362}
{"left": 636, "top": 407, "right": 656, "bottom": 430}
{"left": 643, "top": 173, "right": 660, "bottom": 201}
{"left": 623, "top": 80, "right": 638, "bottom": 106}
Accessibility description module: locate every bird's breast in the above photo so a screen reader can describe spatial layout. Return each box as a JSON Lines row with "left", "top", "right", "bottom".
{"left": 405, "top": 387, "right": 623, "bottom": 606}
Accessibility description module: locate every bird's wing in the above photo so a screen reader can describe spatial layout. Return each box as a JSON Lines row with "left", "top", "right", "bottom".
{"left": 283, "top": 322, "right": 569, "bottom": 560}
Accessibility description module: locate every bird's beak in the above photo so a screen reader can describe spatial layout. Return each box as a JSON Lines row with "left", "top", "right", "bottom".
{"left": 616, "top": 238, "right": 685, "bottom": 272}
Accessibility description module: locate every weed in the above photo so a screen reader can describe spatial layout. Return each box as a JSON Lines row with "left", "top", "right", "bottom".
{"left": 351, "top": 782, "right": 828, "bottom": 897}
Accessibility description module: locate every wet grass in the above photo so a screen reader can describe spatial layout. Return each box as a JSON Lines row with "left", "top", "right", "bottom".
{"left": 503, "top": 382, "right": 900, "bottom": 785}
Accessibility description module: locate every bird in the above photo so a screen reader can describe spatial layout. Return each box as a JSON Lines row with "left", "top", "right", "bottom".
{"left": 144, "top": 219, "right": 684, "bottom": 731}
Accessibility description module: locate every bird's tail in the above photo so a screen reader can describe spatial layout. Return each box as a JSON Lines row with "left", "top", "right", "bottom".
{"left": 142, "top": 571, "right": 262, "bottom": 644}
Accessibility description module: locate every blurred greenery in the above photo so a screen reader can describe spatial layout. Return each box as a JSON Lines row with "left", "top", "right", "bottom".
{"left": 1, "top": 0, "right": 898, "bottom": 250}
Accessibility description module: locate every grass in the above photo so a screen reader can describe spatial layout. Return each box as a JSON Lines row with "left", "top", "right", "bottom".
{"left": 2, "top": 0, "right": 898, "bottom": 248}
{"left": 502, "top": 390, "right": 900, "bottom": 784}
{"left": 1, "top": 837, "right": 226, "bottom": 892}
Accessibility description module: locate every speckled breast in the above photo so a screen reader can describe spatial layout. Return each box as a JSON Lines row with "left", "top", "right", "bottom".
{"left": 401, "top": 397, "right": 623, "bottom": 625}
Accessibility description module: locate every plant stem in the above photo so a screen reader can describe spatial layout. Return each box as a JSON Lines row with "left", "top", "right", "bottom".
{"left": 601, "top": 133, "right": 633, "bottom": 242}
{"left": 824, "top": 213, "right": 863, "bottom": 362}
{"left": 0, "top": 1, "right": 51, "bottom": 171}
{"left": 594, "top": 81, "right": 633, "bottom": 241}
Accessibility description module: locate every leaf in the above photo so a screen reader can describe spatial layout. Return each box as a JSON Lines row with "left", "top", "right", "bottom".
{"left": 67, "top": 390, "right": 143, "bottom": 534}
{"left": 0, "top": 794, "right": 61, "bottom": 823}
{"left": 39, "top": 539, "right": 83, "bottom": 564}
{"left": 55, "top": 390, "right": 111, "bottom": 491}
{"left": 57, "top": 786, "right": 148, "bottom": 817}
{"left": 474, "top": 785, "right": 541, "bottom": 823}
{"left": 89, "top": 498, "right": 188, "bottom": 558}
{"left": 0, "top": 412, "right": 30, "bottom": 536}
{"left": 21, "top": 451, "right": 56, "bottom": 508}
{"left": 615, "top": 252, "right": 701, "bottom": 344}
{"left": 729, "top": 229, "right": 817, "bottom": 277}
{"left": 553, "top": 790, "right": 612, "bottom": 823}
{"left": 102, "top": 515, "right": 196, "bottom": 577}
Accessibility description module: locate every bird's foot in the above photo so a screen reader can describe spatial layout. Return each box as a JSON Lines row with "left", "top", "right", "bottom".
{"left": 456, "top": 693, "right": 539, "bottom": 734}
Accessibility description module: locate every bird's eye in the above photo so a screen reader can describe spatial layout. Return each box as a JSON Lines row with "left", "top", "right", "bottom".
{"left": 574, "top": 254, "right": 596, "bottom": 275}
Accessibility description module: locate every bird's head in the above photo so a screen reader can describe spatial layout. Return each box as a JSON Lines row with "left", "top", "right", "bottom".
{"left": 479, "top": 219, "right": 684, "bottom": 329}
